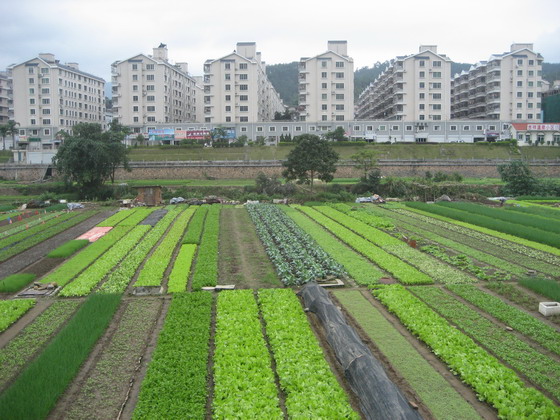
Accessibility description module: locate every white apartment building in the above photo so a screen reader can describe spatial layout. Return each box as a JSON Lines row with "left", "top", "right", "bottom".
{"left": 355, "top": 46, "right": 452, "bottom": 122}
{"left": 298, "top": 41, "right": 354, "bottom": 123}
{"left": 11, "top": 53, "right": 105, "bottom": 147}
{"left": 0, "top": 71, "right": 11, "bottom": 124}
{"left": 112, "top": 44, "right": 199, "bottom": 131}
{"left": 451, "top": 43, "right": 545, "bottom": 121}
{"left": 203, "top": 42, "right": 284, "bottom": 124}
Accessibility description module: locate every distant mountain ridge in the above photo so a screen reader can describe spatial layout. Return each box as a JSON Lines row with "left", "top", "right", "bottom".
{"left": 266, "top": 62, "right": 560, "bottom": 107}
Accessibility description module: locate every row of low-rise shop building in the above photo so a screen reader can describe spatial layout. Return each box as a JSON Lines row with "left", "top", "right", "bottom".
{"left": 1, "top": 41, "right": 559, "bottom": 161}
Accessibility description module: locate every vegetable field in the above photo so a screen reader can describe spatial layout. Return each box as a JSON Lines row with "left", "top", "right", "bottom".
{"left": 0, "top": 201, "right": 559, "bottom": 419}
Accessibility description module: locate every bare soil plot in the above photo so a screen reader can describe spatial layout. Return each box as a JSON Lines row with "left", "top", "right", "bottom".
{"left": 218, "top": 207, "right": 281, "bottom": 288}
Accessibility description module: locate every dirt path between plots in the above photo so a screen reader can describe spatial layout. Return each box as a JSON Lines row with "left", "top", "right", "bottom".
{"left": 332, "top": 288, "right": 498, "bottom": 420}
{"left": 218, "top": 207, "right": 282, "bottom": 289}
{"left": 0, "top": 209, "right": 115, "bottom": 279}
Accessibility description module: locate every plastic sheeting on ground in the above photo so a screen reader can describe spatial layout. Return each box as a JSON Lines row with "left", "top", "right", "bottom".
{"left": 299, "top": 282, "right": 423, "bottom": 420}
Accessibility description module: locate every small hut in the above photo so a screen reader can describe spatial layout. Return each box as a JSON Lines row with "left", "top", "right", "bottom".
{"left": 134, "top": 185, "right": 163, "bottom": 206}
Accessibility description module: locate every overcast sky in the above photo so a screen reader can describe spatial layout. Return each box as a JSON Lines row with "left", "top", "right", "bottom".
{"left": 1, "top": 0, "right": 559, "bottom": 83}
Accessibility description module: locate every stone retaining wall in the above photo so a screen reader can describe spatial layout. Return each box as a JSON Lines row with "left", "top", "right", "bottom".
{"left": 1, "top": 160, "right": 559, "bottom": 181}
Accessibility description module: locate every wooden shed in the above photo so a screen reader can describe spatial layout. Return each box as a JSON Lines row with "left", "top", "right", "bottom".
{"left": 134, "top": 185, "right": 164, "bottom": 206}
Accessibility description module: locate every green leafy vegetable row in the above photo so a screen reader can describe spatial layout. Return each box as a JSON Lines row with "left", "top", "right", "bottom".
{"left": 0, "top": 299, "right": 36, "bottom": 333}
{"left": 182, "top": 205, "right": 208, "bottom": 244}
{"left": 296, "top": 206, "right": 433, "bottom": 285}
{"left": 0, "top": 293, "right": 122, "bottom": 419}
{"left": 314, "top": 205, "right": 475, "bottom": 284}
{"left": 40, "top": 226, "right": 133, "bottom": 286}
{"left": 117, "top": 207, "right": 157, "bottom": 226}
{"left": 392, "top": 207, "right": 560, "bottom": 273}
{"left": 0, "top": 211, "right": 58, "bottom": 237}
{"left": 167, "top": 244, "right": 197, "bottom": 293}
{"left": 248, "top": 204, "right": 346, "bottom": 286}
{"left": 213, "top": 290, "right": 282, "bottom": 419}
{"left": 371, "top": 285, "right": 559, "bottom": 419}
{"left": 0, "top": 300, "right": 80, "bottom": 390}
{"left": 406, "top": 202, "right": 560, "bottom": 253}
{"left": 0, "top": 210, "right": 98, "bottom": 263}
{"left": 258, "top": 289, "right": 359, "bottom": 419}
{"left": 519, "top": 277, "right": 560, "bottom": 302}
{"left": 60, "top": 226, "right": 151, "bottom": 296}
{"left": 98, "top": 207, "right": 183, "bottom": 293}
{"left": 370, "top": 206, "right": 528, "bottom": 278}
{"left": 281, "top": 205, "right": 384, "bottom": 285}
{"left": 412, "top": 286, "right": 560, "bottom": 401}
{"left": 132, "top": 293, "right": 212, "bottom": 419}
{"left": 135, "top": 207, "right": 195, "bottom": 287}
{"left": 191, "top": 205, "right": 221, "bottom": 291}
{"left": 447, "top": 284, "right": 560, "bottom": 355}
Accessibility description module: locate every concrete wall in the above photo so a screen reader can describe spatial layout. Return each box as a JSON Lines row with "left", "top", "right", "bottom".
{"left": 1, "top": 160, "right": 559, "bottom": 182}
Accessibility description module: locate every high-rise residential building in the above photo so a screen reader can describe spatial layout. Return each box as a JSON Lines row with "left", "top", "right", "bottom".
{"left": 355, "top": 45, "right": 452, "bottom": 121}
{"left": 112, "top": 44, "right": 199, "bottom": 131}
{"left": 203, "top": 42, "right": 284, "bottom": 124}
{"left": 0, "top": 71, "right": 11, "bottom": 124}
{"left": 11, "top": 54, "right": 105, "bottom": 147}
{"left": 298, "top": 41, "right": 354, "bottom": 123}
{"left": 451, "top": 43, "right": 545, "bottom": 121}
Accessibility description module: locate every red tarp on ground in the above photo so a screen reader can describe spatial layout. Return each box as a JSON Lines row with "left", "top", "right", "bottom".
{"left": 77, "top": 226, "right": 113, "bottom": 242}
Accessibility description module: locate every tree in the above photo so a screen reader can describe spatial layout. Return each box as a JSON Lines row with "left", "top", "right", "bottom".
{"left": 282, "top": 134, "right": 339, "bottom": 190}
{"left": 497, "top": 160, "right": 537, "bottom": 196}
{"left": 0, "top": 124, "right": 8, "bottom": 151}
{"left": 53, "top": 122, "right": 131, "bottom": 198}
{"left": 351, "top": 150, "right": 378, "bottom": 179}
{"left": 324, "top": 126, "right": 347, "bottom": 141}
{"left": 5, "top": 120, "right": 19, "bottom": 149}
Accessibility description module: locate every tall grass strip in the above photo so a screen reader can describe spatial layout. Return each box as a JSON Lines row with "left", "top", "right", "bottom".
{"left": 0, "top": 273, "right": 36, "bottom": 293}
{"left": 519, "top": 277, "right": 560, "bottom": 301}
{"left": 182, "top": 205, "right": 208, "bottom": 244}
{"left": 47, "top": 239, "right": 89, "bottom": 258}
{"left": 191, "top": 205, "right": 221, "bottom": 290}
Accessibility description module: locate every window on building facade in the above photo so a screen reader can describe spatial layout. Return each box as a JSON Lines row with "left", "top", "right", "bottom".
{"left": 321, "top": 61, "right": 327, "bottom": 68}
{"left": 419, "top": 71, "right": 425, "bottom": 78}
{"left": 335, "top": 115, "right": 344, "bottom": 121}
{"left": 419, "top": 60, "right": 425, "bottom": 67}
{"left": 335, "top": 104, "right": 344, "bottom": 110}
{"left": 463, "top": 125, "right": 470, "bottom": 131}
{"left": 239, "top": 74, "right": 248, "bottom": 80}
{"left": 517, "top": 102, "right": 523, "bottom": 108}
{"left": 240, "top": 63, "right": 248, "bottom": 70}
{"left": 225, "top": 84, "right": 230, "bottom": 91}
{"left": 42, "top": 119, "right": 51, "bottom": 124}
{"left": 528, "top": 114, "right": 533, "bottom": 119}
{"left": 282, "top": 126, "right": 289, "bottom": 131}
{"left": 257, "top": 126, "right": 263, "bottom": 132}
{"left": 432, "top": 115, "right": 442, "bottom": 120}
{"left": 29, "top": 78, "right": 34, "bottom": 84}
{"left": 528, "top": 59, "right": 534, "bottom": 66}
{"left": 226, "top": 117, "right": 231, "bottom": 122}
{"left": 322, "top": 104, "right": 327, "bottom": 110}
{"left": 528, "top": 81, "right": 534, "bottom": 87}
{"left": 295, "top": 126, "right": 302, "bottom": 131}
{"left": 225, "top": 74, "right": 231, "bottom": 80}
{"left": 147, "top": 95, "right": 155, "bottom": 101}
{"left": 269, "top": 126, "right": 276, "bottom": 132}
{"left": 147, "top": 64, "right": 155, "bottom": 70}
{"left": 225, "top": 106, "right": 231, "bottom": 112}
{"left": 517, "top": 92, "right": 523, "bottom": 98}
{"left": 419, "top": 104, "right": 425, "bottom": 110}
{"left": 419, "top": 82, "right": 425, "bottom": 89}
{"left": 239, "top": 84, "right": 248, "bottom": 90}
{"left": 42, "top": 98, "right": 50, "bottom": 104}
{"left": 240, "top": 95, "right": 248, "bottom": 101}
{"left": 133, "top": 95, "right": 138, "bottom": 101}
{"left": 322, "top": 94, "right": 327, "bottom": 100}
{"left": 517, "top": 81, "right": 523, "bottom": 87}
{"left": 133, "top": 75, "right": 138, "bottom": 81}
{"left": 42, "top": 108, "right": 50, "bottom": 115}
{"left": 322, "top": 83, "right": 327, "bottom": 89}
{"left": 517, "top": 59, "right": 523, "bottom": 65}
{"left": 432, "top": 104, "right": 441, "bottom": 110}
{"left": 419, "top": 93, "right": 425, "bottom": 99}
{"left": 133, "top": 106, "right": 139, "bottom": 112}
{"left": 335, "top": 94, "right": 344, "bottom": 100}
{"left": 147, "top": 116, "right": 155, "bottom": 122}
{"left": 336, "top": 62, "right": 344, "bottom": 68}
{"left": 450, "top": 125, "right": 457, "bottom": 131}
{"left": 433, "top": 61, "right": 441, "bottom": 67}
{"left": 431, "top": 82, "right": 441, "bottom": 89}
{"left": 240, "top": 117, "right": 248, "bottom": 122}
{"left": 30, "top": 119, "right": 36, "bottom": 125}
{"left": 419, "top": 115, "right": 425, "bottom": 120}
{"left": 147, "top": 75, "right": 155, "bottom": 81}
{"left": 335, "top": 72, "right": 344, "bottom": 78}
{"left": 133, "top": 85, "right": 138, "bottom": 91}
{"left": 517, "top": 113, "right": 523, "bottom": 119}
{"left": 132, "top": 64, "right": 138, "bottom": 70}
{"left": 147, "top": 85, "right": 155, "bottom": 91}
{"left": 225, "top": 63, "right": 231, "bottom": 70}
{"left": 321, "top": 115, "right": 327, "bottom": 121}
{"left": 432, "top": 72, "right": 441, "bottom": 78}
{"left": 335, "top": 83, "right": 344, "bottom": 89}
{"left": 147, "top": 106, "right": 155, "bottom": 111}
{"left": 240, "top": 106, "right": 248, "bottom": 112}
{"left": 321, "top": 72, "right": 327, "bottom": 78}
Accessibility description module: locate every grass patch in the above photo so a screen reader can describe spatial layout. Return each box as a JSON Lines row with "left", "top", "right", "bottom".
{"left": 333, "top": 290, "right": 482, "bottom": 420}
{"left": 0, "top": 293, "right": 122, "bottom": 419}
{"left": 47, "top": 239, "right": 89, "bottom": 258}
{"left": 0, "top": 299, "right": 35, "bottom": 332}
{"left": 0, "top": 273, "right": 37, "bottom": 293}
{"left": 519, "top": 277, "right": 560, "bottom": 301}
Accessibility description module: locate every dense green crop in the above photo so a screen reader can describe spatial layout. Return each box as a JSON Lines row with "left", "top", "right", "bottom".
{"left": 182, "top": 205, "right": 208, "bottom": 244}
{"left": 133, "top": 293, "right": 211, "bottom": 419}
{"left": 167, "top": 244, "right": 197, "bottom": 293}
{"left": 191, "top": 205, "right": 221, "bottom": 290}
{"left": 0, "top": 299, "right": 35, "bottom": 332}
{"left": 258, "top": 289, "right": 359, "bottom": 419}
{"left": 0, "top": 273, "right": 37, "bottom": 293}
{"left": 213, "top": 290, "right": 282, "bottom": 419}
{"left": 47, "top": 239, "right": 89, "bottom": 258}
{"left": 519, "top": 277, "right": 560, "bottom": 301}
